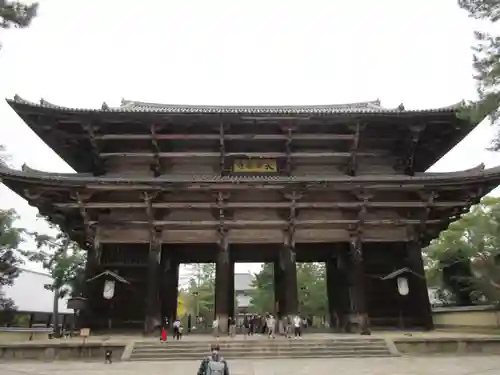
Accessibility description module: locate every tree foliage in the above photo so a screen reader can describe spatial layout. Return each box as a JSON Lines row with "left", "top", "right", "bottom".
{"left": 0, "top": 1, "right": 38, "bottom": 29}
{"left": 248, "top": 263, "right": 274, "bottom": 313}
{"left": 458, "top": 0, "right": 500, "bottom": 148}
{"left": 23, "top": 221, "right": 86, "bottom": 299}
{"left": 183, "top": 263, "right": 215, "bottom": 320}
{"left": 0, "top": 208, "right": 24, "bottom": 317}
{"left": 249, "top": 263, "right": 327, "bottom": 317}
{"left": 22, "top": 219, "right": 85, "bottom": 336}
{"left": 425, "top": 196, "right": 500, "bottom": 305}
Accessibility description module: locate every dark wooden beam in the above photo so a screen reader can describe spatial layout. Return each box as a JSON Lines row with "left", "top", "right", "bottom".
{"left": 98, "top": 151, "right": 383, "bottom": 158}
{"left": 285, "top": 128, "right": 293, "bottom": 175}
{"left": 71, "top": 191, "right": 94, "bottom": 243}
{"left": 86, "top": 218, "right": 445, "bottom": 228}
{"left": 403, "top": 124, "right": 426, "bottom": 176}
{"left": 143, "top": 192, "right": 156, "bottom": 237}
{"left": 149, "top": 124, "right": 162, "bottom": 177}
{"left": 95, "top": 134, "right": 357, "bottom": 141}
{"left": 349, "top": 191, "right": 371, "bottom": 335}
{"left": 347, "top": 122, "right": 361, "bottom": 176}
{"left": 53, "top": 201, "right": 470, "bottom": 210}
{"left": 417, "top": 191, "right": 436, "bottom": 239}
{"left": 283, "top": 191, "right": 301, "bottom": 248}
{"left": 81, "top": 122, "right": 105, "bottom": 175}
{"left": 219, "top": 123, "right": 226, "bottom": 175}
{"left": 349, "top": 232, "right": 370, "bottom": 335}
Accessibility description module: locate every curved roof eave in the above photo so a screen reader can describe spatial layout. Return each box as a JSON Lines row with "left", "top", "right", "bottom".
{"left": 1, "top": 164, "right": 500, "bottom": 190}
{"left": 6, "top": 95, "right": 463, "bottom": 116}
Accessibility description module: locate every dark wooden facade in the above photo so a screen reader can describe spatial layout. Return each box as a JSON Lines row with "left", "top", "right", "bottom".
{"left": 2, "top": 96, "right": 499, "bottom": 334}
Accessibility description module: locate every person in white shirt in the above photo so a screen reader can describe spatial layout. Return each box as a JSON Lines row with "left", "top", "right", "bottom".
{"left": 212, "top": 318, "right": 219, "bottom": 338}
{"left": 292, "top": 315, "right": 302, "bottom": 339}
{"left": 266, "top": 314, "right": 276, "bottom": 339}
{"left": 173, "top": 319, "right": 182, "bottom": 340}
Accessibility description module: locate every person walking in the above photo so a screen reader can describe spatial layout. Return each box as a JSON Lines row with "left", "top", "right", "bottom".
{"left": 242, "top": 315, "right": 249, "bottom": 338}
{"left": 266, "top": 314, "right": 276, "bottom": 339}
{"left": 173, "top": 319, "right": 181, "bottom": 340}
{"left": 212, "top": 318, "right": 220, "bottom": 338}
{"left": 248, "top": 315, "right": 254, "bottom": 336}
{"left": 228, "top": 316, "right": 236, "bottom": 338}
{"left": 293, "top": 314, "right": 302, "bottom": 339}
{"left": 197, "top": 343, "right": 230, "bottom": 375}
{"left": 160, "top": 326, "right": 167, "bottom": 343}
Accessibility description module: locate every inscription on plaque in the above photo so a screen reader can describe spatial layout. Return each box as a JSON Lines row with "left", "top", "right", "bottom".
{"left": 233, "top": 158, "right": 278, "bottom": 173}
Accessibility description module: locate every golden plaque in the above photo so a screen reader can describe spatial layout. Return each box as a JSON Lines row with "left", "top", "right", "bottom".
{"left": 233, "top": 158, "right": 278, "bottom": 173}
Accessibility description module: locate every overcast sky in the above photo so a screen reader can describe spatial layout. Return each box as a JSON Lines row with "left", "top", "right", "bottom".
{"left": 0, "top": 0, "right": 499, "bottom": 278}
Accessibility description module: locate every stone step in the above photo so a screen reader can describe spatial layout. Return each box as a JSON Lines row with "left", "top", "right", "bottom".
{"left": 129, "top": 351, "right": 394, "bottom": 361}
{"left": 132, "top": 344, "right": 388, "bottom": 353}
{"left": 136, "top": 336, "right": 384, "bottom": 345}
{"left": 134, "top": 344, "right": 386, "bottom": 352}
{"left": 134, "top": 340, "right": 387, "bottom": 348}
{"left": 128, "top": 338, "right": 394, "bottom": 361}
{"left": 132, "top": 348, "right": 388, "bottom": 356}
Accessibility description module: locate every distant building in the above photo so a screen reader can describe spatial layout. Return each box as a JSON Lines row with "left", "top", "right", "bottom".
{"left": 2, "top": 268, "right": 72, "bottom": 327}
{"left": 235, "top": 273, "right": 254, "bottom": 315}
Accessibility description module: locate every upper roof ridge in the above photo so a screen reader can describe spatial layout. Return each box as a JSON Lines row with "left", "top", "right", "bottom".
{"left": 7, "top": 96, "right": 463, "bottom": 115}
{"left": 118, "top": 99, "right": 385, "bottom": 110}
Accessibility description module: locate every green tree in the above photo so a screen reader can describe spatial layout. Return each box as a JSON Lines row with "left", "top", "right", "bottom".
{"left": 458, "top": 0, "right": 500, "bottom": 148}
{"left": 0, "top": 208, "right": 25, "bottom": 323}
{"left": 0, "top": 1, "right": 38, "bottom": 29}
{"left": 23, "top": 220, "right": 86, "bottom": 336}
{"left": 184, "top": 263, "right": 215, "bottom": 322}
{"left": 249, "top": 262, "right": 328, "bottom": 317}
{"left": 248, "top": 263, "right": 274, "bottom": 313}
{"left": 297, "top": 263, "right": 327, "bottom": 317}
{"left": 425, "top": 196, "right": 500, "bottom": 305}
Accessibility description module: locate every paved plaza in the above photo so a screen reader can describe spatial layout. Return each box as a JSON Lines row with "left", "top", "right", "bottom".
{"left": 2, "top": 357, "right": 500, "bottom": 375}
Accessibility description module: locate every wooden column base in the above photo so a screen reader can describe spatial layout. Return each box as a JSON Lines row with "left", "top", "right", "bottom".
{"left": 407, "top": 241, "right": 434, "bottom": 330}
{"left": 280, "top": 246, "right": 298, "bottom": 317}
{"left": 274, "top": 261, "right": 285, "bottom": 319}
{"left": 215, "top": 249, "right": 231, "bottom": 334}
{"left": 358, "top": 313, "right": 371, "bottom": 335}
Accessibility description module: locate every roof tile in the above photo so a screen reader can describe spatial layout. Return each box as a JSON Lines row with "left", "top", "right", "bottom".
{"left": 8, "top": 96, "right": 461, "bottom": 115}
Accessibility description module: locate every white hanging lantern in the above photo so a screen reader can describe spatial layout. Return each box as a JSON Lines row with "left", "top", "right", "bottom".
{"left": 397, "top": 277, "right": 409, "bottom": 296}
{"left": 103, "top": 280, "right": 116, "bottom": 300}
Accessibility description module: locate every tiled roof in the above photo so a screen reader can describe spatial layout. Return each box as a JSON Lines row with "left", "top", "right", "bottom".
{"left": 7, "top": 95, "right": 462, "bottom": 115}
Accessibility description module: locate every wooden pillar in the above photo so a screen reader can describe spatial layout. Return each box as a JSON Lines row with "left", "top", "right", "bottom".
{"left": 273, "top": 260, "right": 286, "bottom": 319}
{"left": 228, "top": 261, "right": 235, "bottom": 321}
{"left": 80, "top": 245, "right": 99, "bottom": 329}
{"left": 168, "top": 263, "right": 179, "bottom": 324}
{"left": 349, "top": 236, "right": 371, "bottom": 335}
{"left": 338, "top": 251, "right": 353, "bottom": 332}
{"left": 407, "top": 241, "right": 434, "bottom": 330}
{"left": 274, "top": 261, "right": 285, "bottom": 318}
{"left": 326, "top": 258, "right": 339, "bottom": 331}
{"left": 161, "top": 256, "right": 179, "bottom": 327}
{"left": 144, "top": 235, "right": 161, "bottom": 335}
{"left": 326, "top": 253, "right": 351, "bottom": 332}
{"left": 280, "top": 245, "right": 298, "bottom": 317}
{"left": 214, "top": 239, "right": 231, "bottom": 333}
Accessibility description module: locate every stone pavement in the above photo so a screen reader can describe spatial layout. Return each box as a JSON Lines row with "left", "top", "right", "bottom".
{"left": 2, "top": 356, "right": 500, "bottom": 375}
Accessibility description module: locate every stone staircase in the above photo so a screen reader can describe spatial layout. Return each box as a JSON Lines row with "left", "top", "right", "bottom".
{"left": 128, "top": 338, "right": 395, "bottom": 361}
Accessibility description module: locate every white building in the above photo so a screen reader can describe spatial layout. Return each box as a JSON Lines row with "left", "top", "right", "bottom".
{"left": 235, "top": 273, "right": 254, "bottom": 313}
{"left": 3, "top": 268, "right": 71, "bottom": 314}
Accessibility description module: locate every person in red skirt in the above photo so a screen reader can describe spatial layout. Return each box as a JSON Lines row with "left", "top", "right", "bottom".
{"left": 160, "top": 326, "right": 167, "bottom": 343}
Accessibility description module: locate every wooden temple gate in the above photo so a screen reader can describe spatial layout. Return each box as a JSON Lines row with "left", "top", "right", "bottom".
{"left": 1, "top": 96, "right": 499, "bottom": 335}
